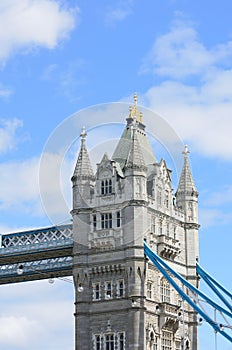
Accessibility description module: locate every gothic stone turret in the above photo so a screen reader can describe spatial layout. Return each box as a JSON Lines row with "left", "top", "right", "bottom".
{"left": 71, "top": 94, "right": 199, "bottom": 350}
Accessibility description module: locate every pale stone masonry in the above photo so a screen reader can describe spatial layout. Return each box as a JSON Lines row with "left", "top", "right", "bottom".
{"left": 71, "top": 95, "right": 199, "bottom": 350}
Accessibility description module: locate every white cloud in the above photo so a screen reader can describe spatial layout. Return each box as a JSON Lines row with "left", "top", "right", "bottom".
{"left": 0, "top": 280, "right": 74, "bottom": 350}
{"left": 0, "top": 84, "right": 13, "bottom": 98}
{"left": 143, "top": 79, "right": 232, "bottom": 160}
{"left": 0, "top": 153, "right": 73, "bottom": 222}
{"left": 41, "top": 60, "right": 88, "bottom": 102}
{"left": 39, "top": 152, "right": 72, "bottom": 222}
{"left": 199, "top": 208, "right": 232, "bottom": 228}
{"left": 202, "top": 185, "right": 232, "bottom": 207}
{"left": 141, "top": 18, "right": 232, "bottom": 79}
{"left": 0, "top": 0, "right": 78, "bottom": 64}
{"left": 140, "top": 18, "right": 232, "bottom": 160}
{"left": 0, "top": 118, "right": 23, "bottom": 153}
{"left": 0, "top": 316, "right": 40, "bottom": 347}
{"left": 0, "top": 156, "right": 42, "bottom": 214}
{"left": 105, "top": 0, "right": 134, "bottom": 25}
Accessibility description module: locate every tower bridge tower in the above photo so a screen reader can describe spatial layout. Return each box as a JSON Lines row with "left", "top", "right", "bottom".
{"left": 71, "top": 95, "right": 199, "bottom": 350}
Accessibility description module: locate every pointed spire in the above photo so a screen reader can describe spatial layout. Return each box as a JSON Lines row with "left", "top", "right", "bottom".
{"left": 124, "top": 117, "right": 146, "bottom": 170}
{"left": 72, "top": 126, "right": 95, "bottom": 181}
{"left": 112, "top": 93, "right": 156, "bottom": 169}
{"left": 177, "top": 145, "right": 198, "bottom": 196}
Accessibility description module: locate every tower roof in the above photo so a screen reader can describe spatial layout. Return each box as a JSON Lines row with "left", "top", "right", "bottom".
{"left": 72, "top": 127, "right": 95, "bottom": 181}
{"left": 112, "top": 93, "right": 156, "bottom": 169}
{"left": 177, "top": 145, "right": 197, "bottom": 195}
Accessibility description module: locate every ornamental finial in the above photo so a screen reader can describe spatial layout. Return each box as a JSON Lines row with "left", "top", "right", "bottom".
{"left": 128, "top": 92, "right": 142, "bottom": 123}
{"left": 134, "top": 92, "right": 138, "bottom": 107}
{"left": 183, "top": 144, "right": 190, "bottom": 157}
{"left": 80, "top": 126, "right": 87, "bottom": 140}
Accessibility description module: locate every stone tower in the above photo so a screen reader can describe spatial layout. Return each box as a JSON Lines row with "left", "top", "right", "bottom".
{"left": 71, "top": 95, "right": 199, "bottom": 350}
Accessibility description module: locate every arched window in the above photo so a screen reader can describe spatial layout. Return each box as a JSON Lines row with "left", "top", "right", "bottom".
{"left": 160, "top": 277, "right": 170, "bottom": 303}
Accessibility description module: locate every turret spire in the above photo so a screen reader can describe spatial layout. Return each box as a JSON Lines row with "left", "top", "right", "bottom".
{"left": 112, "top": 94, "right": 156, "bottom": 169}
{"left": 72, "top": 127, "right": 94, "bottom": 181}
{"left": 177, "top": 145, "right": 197, "bottom": 196}
{"left": 124, "top": 117, "right": 146, "bottom": 170}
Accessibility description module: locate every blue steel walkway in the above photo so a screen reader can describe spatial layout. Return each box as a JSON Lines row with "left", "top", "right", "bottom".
{"left": 0, "top": 224, "right": 73, "bottom": 284}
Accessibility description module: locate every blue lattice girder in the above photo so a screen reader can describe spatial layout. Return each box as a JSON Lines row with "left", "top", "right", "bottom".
{"left": 0, "top": 224, "right": 73, "bottom": 284}
{"left": 144, "top": 241, "right": 232, "bottom": 344}
{"left": 0, "top": 256, "right": 73, "bottom": 284}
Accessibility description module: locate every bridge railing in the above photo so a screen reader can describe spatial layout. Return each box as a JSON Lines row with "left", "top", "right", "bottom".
{"left": 0, "top": 237, "right": 73, "bottom": 256}
{"left": 0, "top": 224, "right": 73, "bottom": 255}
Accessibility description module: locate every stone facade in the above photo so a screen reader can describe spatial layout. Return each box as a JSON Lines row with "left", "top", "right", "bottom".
{"left": 71, "top": 95, "right": 199, "bottom": 349}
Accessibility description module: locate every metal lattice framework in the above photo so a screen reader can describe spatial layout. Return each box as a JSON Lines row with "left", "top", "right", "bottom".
{"left": 1, "top": 224, "right": 72, "bottom": 248}
{"left": 144, "top": 241, "right": 232, "bottom": 344}
{"left": 0, "top": 224, "right": 73, "bottom": 284}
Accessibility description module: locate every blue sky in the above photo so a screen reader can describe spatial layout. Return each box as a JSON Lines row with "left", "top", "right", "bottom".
{"left": 0, "top": 0, "right": 232, "bottom": 349}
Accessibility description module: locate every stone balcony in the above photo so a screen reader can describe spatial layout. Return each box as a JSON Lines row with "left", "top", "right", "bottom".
{"left": 157, "top": 235, "right": 181, "bottom": 260}
{"left": 157, "top": 302, "right": 180, "bottom": 332}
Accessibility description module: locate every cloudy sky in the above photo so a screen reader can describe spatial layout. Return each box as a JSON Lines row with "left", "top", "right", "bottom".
{"left": 0, "top": 0, "right": 232, "bottom": 349}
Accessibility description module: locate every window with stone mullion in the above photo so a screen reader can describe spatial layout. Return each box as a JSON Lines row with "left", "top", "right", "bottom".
{"left": 105, "top": 334, "right": 114, "bottom": 350}
{"left": 161, "top": 331, "right": 172, "bottom": 350}
{"left": 118, "top": 332, "right": 125, "bottom": 350}
{"left": 101, "top": 213, "right": 112, "bottom": 229}
{"left": 160, "top": 278, "right": 171, "bottom": 303}
{"left": 101, "top": 179, "right": 112, "bottom": 195}
{"left": 94, "top": 335, "right": 101, "bottom": 350}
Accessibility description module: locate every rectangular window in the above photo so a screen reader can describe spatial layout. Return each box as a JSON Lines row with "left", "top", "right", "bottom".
{"left": 108, "top": 179, "right": 112, "bottom": 194}
{"left": 161, "top": 331, "right": 172, "bottom": 350}
{"left": 159, "top": 221, "right": 163, "bottom": 235}
{"left": 101, "top": 180, "right": 105, "bottom": 195}
{"left": 175, "top": 340, "right": 181, "bottom": 350}
{"left": 160, "top": 279, "right": 171, "bottom": 303}
{"left": 118, "top": 332, "right": 125, "bottom": 350}
{"left": 173, "top": 227, "right": 176, "bottom": 240}
{"left": 105, "top": 281, "right": 112, "bottom": 299}
{"left": 153, "top": 336, "right": 158, "bottom": 350}
{"left": 147, "top": 282, "right": 152, "bottom": 299}
{"left": 117, "top": 280, "right": 124, "bottom": 298}
{"left": 93, "top": 214, "right": 97, "bottom": 230}
{"left": 95, "top": 335, "right": 101, "bottom": 350}
{"left": 101, "top": 213, "right": 112, "bottom": 229}
{"left": 93, "top": 282, "right": 101, "bottom": 300}
{"left": 166, "top": 223, "right": 169, "bottom": 237}
{"left": 116, "top": 211, "right": 121, "bottom": 227}
{"left": 157, "top": 190, "right": 162, "bottom": 205}
{"left": 105, "top": 334, "right": 114, "bottom": 350}
{"left": 101, "top": 179, "right": 112, "bottom": 195}
{"left": 152, "top": 217, "right": 156, "bottom": 233}
{"left": 165, "top": 191, "right": 169, "bottom": 209}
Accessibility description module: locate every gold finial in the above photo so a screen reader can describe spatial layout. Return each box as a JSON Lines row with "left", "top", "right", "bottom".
{"left": 129, "top": 92, "right": 142, "bottom": 122}
{"left": 134, "top": 92, "right": 138, "bottom": 106}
